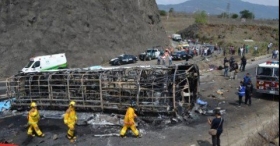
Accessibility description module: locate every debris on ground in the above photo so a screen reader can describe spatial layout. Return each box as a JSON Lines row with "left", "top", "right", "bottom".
{"left": 52, "top": 134, "right": 58, "bottom": 140}
{"left": 208, "top": 94, "right": 217, "bottom": 98}
{"left": 194, "top": 98, "right": 208, "bottom": 115}
{"left": 93, "top": 133, "right": 120, "bottom": 137}
{"left": 216, "top": 88, "right": 229, "bottom": 99}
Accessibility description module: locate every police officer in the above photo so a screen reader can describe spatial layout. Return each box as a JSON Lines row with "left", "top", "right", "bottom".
{"left": 245, "top": 81, "right": 253, "bottom": 106}
{"left": 238, "top": 81, "right": 246, "bottom": 107}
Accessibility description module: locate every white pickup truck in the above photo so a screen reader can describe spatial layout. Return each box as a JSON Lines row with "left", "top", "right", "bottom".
{"left": 139, "top": 46, "right": 163, "bottom": 61}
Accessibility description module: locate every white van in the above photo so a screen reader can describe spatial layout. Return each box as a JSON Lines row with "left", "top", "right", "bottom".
{"left": 21, "top": 53, "right": 67, "bottom": 73}
{"left": 172, "top": 34, "right": 182, "bottom": 42}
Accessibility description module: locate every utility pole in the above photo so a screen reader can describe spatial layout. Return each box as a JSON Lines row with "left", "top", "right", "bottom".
{"left": 226, "top": 0, "right": 230, "bottom": 18}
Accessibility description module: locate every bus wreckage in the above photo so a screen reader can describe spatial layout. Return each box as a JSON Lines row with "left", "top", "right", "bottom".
{"left": 6, "top": 64, "right": 199, "bottom": 116}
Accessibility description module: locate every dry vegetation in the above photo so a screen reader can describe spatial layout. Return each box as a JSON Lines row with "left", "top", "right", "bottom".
{"left": 161, "top": 15, "right": 279, "bottom": 56}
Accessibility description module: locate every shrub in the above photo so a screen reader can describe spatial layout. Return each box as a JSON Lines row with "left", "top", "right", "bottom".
{"left": 231, "top": 13, "right": 238, "bottom": 19}
{"left": 194, "top": 11, "right": 208, "bottom": 24}
{"left": 159, "top": 10, "right": 167, "bottom": 16}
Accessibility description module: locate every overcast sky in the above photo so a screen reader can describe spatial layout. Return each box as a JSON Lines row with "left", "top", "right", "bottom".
{"left": 156, "top": 0, "right": 279, "bottom": 6}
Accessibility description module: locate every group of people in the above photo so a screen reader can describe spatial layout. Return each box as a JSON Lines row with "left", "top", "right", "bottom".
{"left": 210, "top": 74, "right": 254, "bottom": 146}
{"left": 223, "top": 55, "right": 247, "bottom": 79}
{"left": 27, "top": 100, "right": 141, "bottom": 143}
{"left": 237, "top": 73, "right": 254, "bottom": 107}
{"left": 27, "top": 101, "right": 78, "bottom": 142}
{"left": 157, "top": 48, "right": 173, "bottom": 65}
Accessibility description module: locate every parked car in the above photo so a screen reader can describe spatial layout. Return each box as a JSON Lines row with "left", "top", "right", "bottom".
{"left": 171, "top": 51, "right": 193, "bottom": 60}
{"left": 139, "top": 46, "right": 164, "bottom": 61}
{"left": 110, "top": 54, "right": 138, "bottom": 65}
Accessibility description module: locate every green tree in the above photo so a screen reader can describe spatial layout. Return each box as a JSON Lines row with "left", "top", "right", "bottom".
{"left": 169, "top": 8, "right": 174, "bottom": 13}
{"left": 239, "top": 10, "right": 255, "bottom": 19}
{"left": 231, "top": 13, "right": 238, "bottom": 19}
{"left": 159, "top": 10, "right": 167, "bottom": 16}
{"left": 194, "top": 11, "right": 208, "bottom": 24}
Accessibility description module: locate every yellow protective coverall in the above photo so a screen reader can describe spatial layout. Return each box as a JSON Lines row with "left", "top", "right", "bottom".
{"left": 64, "top": 106, "right": 77, "bottom": 139}
{"left": 120, "top": 107, "right": 140, "bottom": 137}
{"left": 27, "top": 108, "right": 43, "bottom": 136}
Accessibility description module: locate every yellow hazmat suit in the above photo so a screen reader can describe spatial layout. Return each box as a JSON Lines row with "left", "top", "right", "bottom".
{"left": 120, "top": 107, "right": 140, "bottom": 137}
{"left": 64, "top": 101, "right": 77, "bottom": 140}
{"left": 27, "top": 102, "right": 44, "bottom": 137}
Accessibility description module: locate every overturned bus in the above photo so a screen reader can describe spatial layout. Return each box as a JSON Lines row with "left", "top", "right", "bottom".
{"left": 6, "top": 64, "right": 200, "bottom": 116}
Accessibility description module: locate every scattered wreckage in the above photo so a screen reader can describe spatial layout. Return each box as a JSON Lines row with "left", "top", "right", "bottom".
{"left": 5, "top": 64, "right": 200, "bottom": 117}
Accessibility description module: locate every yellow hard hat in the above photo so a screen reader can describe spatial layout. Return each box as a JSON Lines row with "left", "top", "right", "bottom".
{"left": 30, "top": 102, "right": 37, "bottom": 107}
{"left": 69, "top": 101, "right": 76, "bottom": 106}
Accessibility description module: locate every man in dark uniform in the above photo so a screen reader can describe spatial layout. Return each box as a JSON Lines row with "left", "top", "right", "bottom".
{"left": 245, "top": 81, "right": 254, "bottom": 106}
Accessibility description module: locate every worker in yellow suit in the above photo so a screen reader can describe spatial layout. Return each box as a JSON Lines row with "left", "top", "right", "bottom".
{"left": 27, "top": 102, "right": 45, "bottom": 137}
{"left": 64, "top": 101, "right": 77, "bottom": 142}
{"left": 120, "top": 101, "right": 141, "bottom": 138}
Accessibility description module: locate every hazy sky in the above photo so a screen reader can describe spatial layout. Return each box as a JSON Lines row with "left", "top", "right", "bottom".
{"left": 156, "top": 0, "right": 279, "bottom": 6}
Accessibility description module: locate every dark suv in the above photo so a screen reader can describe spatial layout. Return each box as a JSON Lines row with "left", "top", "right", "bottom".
{"left": 110, "top": 54, "right": 138, "bottom": 65}
{"left": 171, "top": 51, "right": 193, "bottom": 60}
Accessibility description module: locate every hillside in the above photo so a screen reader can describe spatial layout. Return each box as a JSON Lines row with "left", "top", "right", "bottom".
{"left": 179, "top": 23, "right": 279, "bottom": 50}
{"left": 0, "top": 0, "right": 169, "bottom": 77}
{"left": 158, "top": 0, "right": 279, "bottom": 19}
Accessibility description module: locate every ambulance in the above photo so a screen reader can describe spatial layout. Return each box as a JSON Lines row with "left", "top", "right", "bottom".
{"left": 255, "top": 60, "right": 279, "bottom": 95}
{"left": 21, "top": 53, "right": 67, "bottom": 73}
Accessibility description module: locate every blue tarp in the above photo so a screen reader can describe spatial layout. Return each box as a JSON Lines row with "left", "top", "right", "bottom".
{"left": 196, "top": 98, "right": 207, "bottom": 106}
{"left": 0, "top": 99, "right": 14, "bottom": 111}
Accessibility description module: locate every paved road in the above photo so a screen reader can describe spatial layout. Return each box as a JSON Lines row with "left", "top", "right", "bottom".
{"left": 0, "top": 56, "right": 277, "bottom": 146}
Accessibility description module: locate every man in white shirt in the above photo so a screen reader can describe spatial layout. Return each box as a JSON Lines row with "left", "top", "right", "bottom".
{"left": 267, "top": 43, "right": 273, "bottom": 54}
{"left": 240, "top": 47, "right": 244, "bottom": 56}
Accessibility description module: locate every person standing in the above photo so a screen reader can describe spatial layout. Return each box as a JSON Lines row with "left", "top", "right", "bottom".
{"left": 64, "top": 101, "right": 77, "bottom": 142}
{"left": 27, "top": 102, "right": 45, "bottom": 137}
{"left": 223, "top": 57, "right": 229, "bottom": 66}
{"left": 245, "top": 45, "right": 249, "bottom": 54}
{"left": 243, "top": 73, "right": 251, "bottom": 86}
{"left": 120, "top": 101, "right": 141, "bottom": 138}
{"left": 157, "top": 55, "right": 161, "bottom": 65}
{"left": 161, "top": 55, "right": 166, "bottom": 65}
{"left": 224, "top": 61, "right": 229, "bottom": 77}
{"left": 241, "top": 56, "right": 247, "bottom": 72}
{"left": 272, "top": 50, "right": 276, "bottom": 59}
{"left": 267, "top": 42, "right": 273, "bottom": 54}
{"left": 275, "top": 49, "right": 279, "bottom": 59}
{"left": 245, "top": 81, "right": 253, "bottom": 106}
{"left": 238, "top": 81, "right": 246, "bottom": 107}
{"left": 168, "top": 53, "right": 172, "bottom": 66}
{"left": 240, "top": 47, "right": 244, "bottom": 56}
{"left": 208, "top": 111, "right": 224, "bottom": 146}
{"left": 254, "top": 45, "right": 258, "bottom": 55}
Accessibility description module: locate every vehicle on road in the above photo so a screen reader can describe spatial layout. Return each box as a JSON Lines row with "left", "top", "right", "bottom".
{"left": 171, "top": 51, "right": 193, "bottom": 60}
{"left": 255, "top": 60, "right": 279, "bottom": 95}
{"left": 139, "top": 46, "right": 163, "bottom": 61}
{"left": 172, "top": 34, "right": 182, "bottom": 42}
{"left": 21, "top": 53, "right": 67, "bottom": 73}
{"left": 110, "top": 54, "right": 138, "bottom": 66}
